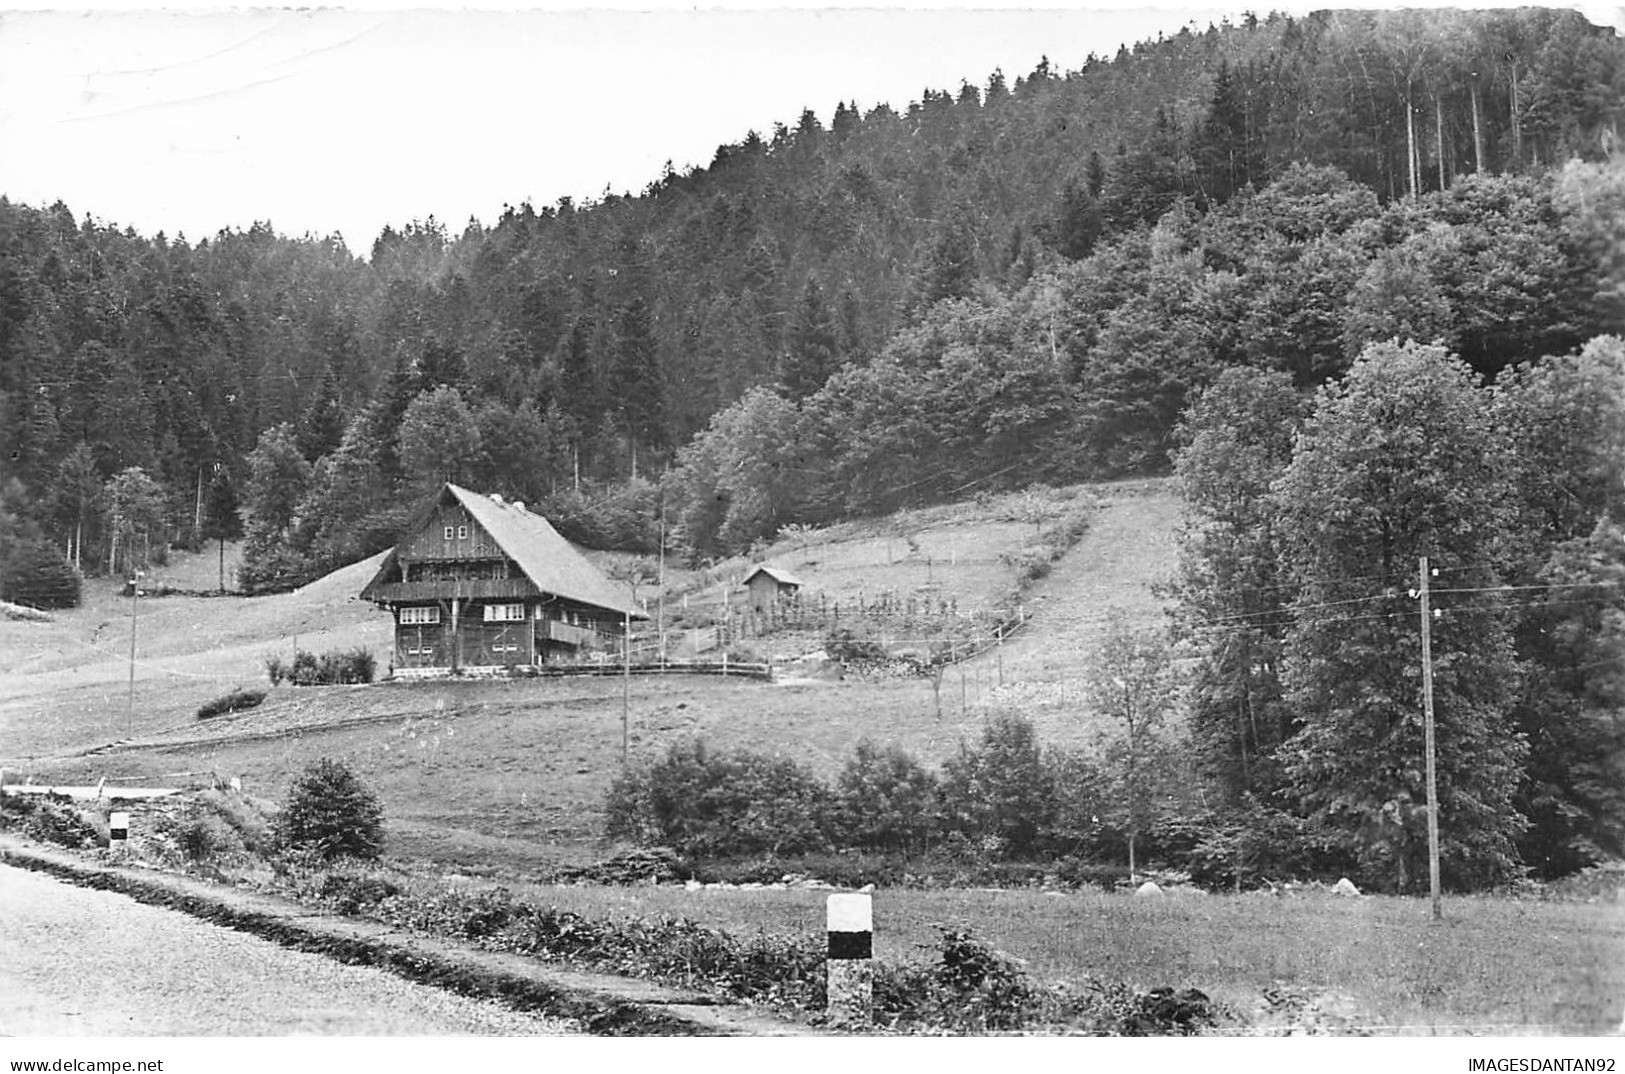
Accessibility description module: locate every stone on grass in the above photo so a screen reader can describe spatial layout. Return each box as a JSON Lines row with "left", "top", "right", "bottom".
{"left": 1332, "top": 877, "right": 1360, "bottom": 897}
{"left": 1135, "top": 881, "right": 1164, "bottom": 898}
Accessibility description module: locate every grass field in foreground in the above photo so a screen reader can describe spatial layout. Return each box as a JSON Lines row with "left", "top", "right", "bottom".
{"left": 441, "top": 878, "right": 1624, "bottom": 1034}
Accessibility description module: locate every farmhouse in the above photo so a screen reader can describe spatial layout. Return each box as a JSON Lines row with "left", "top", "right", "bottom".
{"left": 361, "top": 483, "right": 645, "bottom": 673}
{"left": 742, "top": 564, "right": 803, "bottom": 612}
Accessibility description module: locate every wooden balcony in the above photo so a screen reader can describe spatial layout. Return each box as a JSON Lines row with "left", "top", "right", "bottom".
{"left": 369, "top": 578, "right": 540, "bottom": 603}
{"left": 544, "top": 620, "right": 596, "bottom": 647}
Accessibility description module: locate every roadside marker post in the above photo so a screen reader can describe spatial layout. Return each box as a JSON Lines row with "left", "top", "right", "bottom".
{"left": 826, "top": 892, "right": 873, "bottom": 1027}
{"left": 108, "top": 811, "right": 130, "bottom": 849}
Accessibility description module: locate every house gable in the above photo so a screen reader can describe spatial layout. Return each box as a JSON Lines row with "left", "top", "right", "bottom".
{"left": 360, "top": 483, "right": 642, "bottom": 619}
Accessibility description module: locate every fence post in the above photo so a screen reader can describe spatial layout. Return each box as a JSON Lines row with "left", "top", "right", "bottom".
{"left": 826, "top": 892, "right": 873, "bottom": 1028}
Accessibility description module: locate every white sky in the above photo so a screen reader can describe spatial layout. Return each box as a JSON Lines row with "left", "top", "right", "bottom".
{"left": 0, "top": 2, "right": 1615, "bottom": 255}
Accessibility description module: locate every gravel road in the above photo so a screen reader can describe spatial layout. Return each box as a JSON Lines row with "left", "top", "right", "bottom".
{"left": 0, "top": 862, "right": 578, "bottom": 1036}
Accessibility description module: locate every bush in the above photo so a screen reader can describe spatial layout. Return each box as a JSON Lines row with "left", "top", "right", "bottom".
{"left": 874, "top": 926, "right": 1037, "bottom": 1032}
{"left": 0, "top": 539, "right": 82, "bottom": 609}
{"left": 832, "top": 740, "right": 940, "bottom": 853}
{"left": 540, "top": 480, "right": 662, "bottom": 553}
{"left": 1185, "top": 803, "right": 1356, "bottom": 890}
{"left": 824, "top": 627, "right": 886, "bottom": 666}
{"left": 940, "top": 713, "right": 1055, "bottom": 857}
{"left": 267, "top": 648, "right": 376, "bottom": 686}
{"left": 606, "top": 739, "right": 832, "bottom": 857}
{"left": 196, "top": 687, "right": 267, "bottom": 720}
{"left": 276, "top": 758, "right": 385, "bottom": 861}
{"left": 169, "top": 813, "right": 237, "bottom": 863}
{"left": 0, "top": 791, "right": 102, "bottom": 848}
{"left": 316, "top": 867, "right": 405, "bottom": 915}
{"left": 236, "top": 541, "right": 316, "bottom": 595}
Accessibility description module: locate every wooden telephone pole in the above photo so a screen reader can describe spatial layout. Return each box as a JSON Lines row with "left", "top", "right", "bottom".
{"left": 1419, "top": 557, "right": 1442, "bottom": 920}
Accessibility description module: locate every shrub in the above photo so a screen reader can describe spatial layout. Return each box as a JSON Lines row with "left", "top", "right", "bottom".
{"left": 0, "top": 539, "right": 81, "bottom": 609}
{"left": 873, "top": 926, "right": 1037, "bottom": 1032}
{"left": 0, "top": 791, "right": 102, "bottom": 848}
{"left": 832, "top": 740, "right": 940, "bottom": 853}
{"left": 824, "top": 627, "right": 886, "bottom": 666}
{"left": 540, "top": 480, "right": 662, "bottom": 553}
{"left": 275, "top": 758, "right": 385, "bottom": 861}
{"left": 168, "top": 812, "right": 238, "bottom": 863}
{"left": 318, "top": 869, "right": 405, "bottom": 915}
{"left": 606, "top": 739, "right": 832, "bottom": 857}
{"left": 554, "top": 847, "right": 683, "bottom": 885}
{"left": 1185, "top": 803, "right": 1356, "bottom": 890}
{"left": 940, "top": 713, "right": 1055, "bottom": 857}
{"left": 236, "top": 542, "right": 316, "bottom": 595}
{"left": 196, "top": 687, "right": 267, "bottom": 720}
{"left": 268, "top": 648, "right": 376, "bottom": 686}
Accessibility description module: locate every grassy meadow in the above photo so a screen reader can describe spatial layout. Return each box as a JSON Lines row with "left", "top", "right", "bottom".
{"left": 3, "top": 477, "right": 1621, "bottom": 1034}
{"left": 439, "top": 879, "right": 1620, "bottom": 1034}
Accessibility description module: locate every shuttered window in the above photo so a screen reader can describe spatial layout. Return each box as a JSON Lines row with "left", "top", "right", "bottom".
{"left": 483, "top": 603, "right": 525, "bottom": 622}
{"left": 400, "top": 606, "right": 440, "bottom": 625}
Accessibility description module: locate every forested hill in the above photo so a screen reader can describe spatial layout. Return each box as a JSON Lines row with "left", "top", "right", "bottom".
{"left": 2, "top": 8, "right": 1624, "bottom": 594}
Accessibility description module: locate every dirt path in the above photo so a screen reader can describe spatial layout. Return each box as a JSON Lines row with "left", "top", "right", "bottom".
{"left": 0, "top": 859, "right": 578, "bottom": 1036}
{"left": 993, "top": 478, "right": 1181, "bottom": 683}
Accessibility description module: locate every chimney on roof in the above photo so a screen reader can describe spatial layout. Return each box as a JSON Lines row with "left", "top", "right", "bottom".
{"left": 514, "top": 501, "right": 526, "bottom": 513}
{"left": 491, "top": 493, "right": 505, "bottom": 505}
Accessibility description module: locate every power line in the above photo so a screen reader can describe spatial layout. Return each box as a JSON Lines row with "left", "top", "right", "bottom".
{"left": 1432, "top": 581, "right": 1625, "bottom": 595}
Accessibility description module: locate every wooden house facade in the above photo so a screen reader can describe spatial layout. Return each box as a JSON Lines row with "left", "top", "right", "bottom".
{"left": 361, "top": 483, "right": 645, "bottom": 673}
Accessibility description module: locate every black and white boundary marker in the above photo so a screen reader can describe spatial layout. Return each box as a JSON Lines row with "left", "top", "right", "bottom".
{"left": 108, "top": 811, "right": 130, "bottom": 847}
{"left": 826, "top": 892, "right": 872, "bottom": 1026}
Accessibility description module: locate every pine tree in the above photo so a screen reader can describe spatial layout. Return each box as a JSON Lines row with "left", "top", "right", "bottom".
{"left": 199, "top": 466, "right": 243, "bottom": 593}
{"left": 295, "top": 366, "right": 346, "bottom": 463}
{"left": 917, "top": 207, "right": 980, "bottom": 307}
{"left": 779, "top": 276, "right": 840, "bottom": 400}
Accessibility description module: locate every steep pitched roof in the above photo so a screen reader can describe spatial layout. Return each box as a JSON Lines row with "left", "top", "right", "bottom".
{"left": 362, "top": 483, "right": 645, "bottom": 619}
{"left": 743, "top": 564, "right": 803, "bottom": 588}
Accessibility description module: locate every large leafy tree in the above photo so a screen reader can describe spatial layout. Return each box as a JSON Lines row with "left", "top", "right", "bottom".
{"left": 667, "top": 386, "right": 810, "bottom": 559}
{"left": 104, "top": 466, "right": 169, "bottom": 578}
{"left": 1275, "top": 340, "right": 1527, "bottom": 892}
{"left": 238, "top": 423, "right": 314, "bottom": 593}
{"left": 1172, "top": 366, "right": 1307, "bottom": 803}
{"left": 1493, "top": 336, "right": 1625, "bottom": 875}
{"left": 397, "top": 386, "right": 481, "bottom": 489}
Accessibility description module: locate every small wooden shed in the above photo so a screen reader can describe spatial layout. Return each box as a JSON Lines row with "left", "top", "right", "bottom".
{"left": 742, "top": 565, "right": 803, "bottom": 612}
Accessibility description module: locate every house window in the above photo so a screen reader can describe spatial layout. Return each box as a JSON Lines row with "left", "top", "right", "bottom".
{"left": 484, "top": 603, "right": 525, "bottom": 622}
{"left": 443, "top": 526, "right": 455, "bottom": 541}
{"left": 400, "top": 606, "right": 440, "bottom": 625}
{"left": 457, "top": 525, "right": 469, "bottom": 540}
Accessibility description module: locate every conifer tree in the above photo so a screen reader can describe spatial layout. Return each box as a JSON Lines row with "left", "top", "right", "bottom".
{"left": 200, "top": 466, "right": 243, "bottom": 593}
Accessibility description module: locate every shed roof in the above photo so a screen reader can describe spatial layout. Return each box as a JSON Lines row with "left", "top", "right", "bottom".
{"left": 361, "top": 483, "right": 645, "bottom": 619}
{"left": 742, "top": 564, "right": 804, "bottom": 588}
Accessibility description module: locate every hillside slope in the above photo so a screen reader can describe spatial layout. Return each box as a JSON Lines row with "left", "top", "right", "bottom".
{"left": 991, "top": 477, "right": 1179, "bottom": 683}
{"left": 2, "top": 479, "right": 1184, "bottom": 866}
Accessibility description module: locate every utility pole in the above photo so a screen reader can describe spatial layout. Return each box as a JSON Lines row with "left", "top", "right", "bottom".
{"left": 622, "top": 583, "right": 633, "bottom": 765}
{"left": 127, "top": 571, "right": 141, "bottom": 735}
{"left": 1419, "top": 556, "right": 1442, "bottom": 921}
{"left": 657, "top": 503, "right": 666, "bottom": 662}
